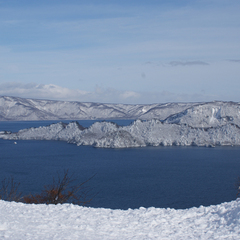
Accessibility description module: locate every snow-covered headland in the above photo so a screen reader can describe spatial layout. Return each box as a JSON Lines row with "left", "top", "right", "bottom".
{"left": 1, "top": 101, "right": 240, "bottom": 148}
{"left": 0, "top": 199, "right": 239, "bottom": 239}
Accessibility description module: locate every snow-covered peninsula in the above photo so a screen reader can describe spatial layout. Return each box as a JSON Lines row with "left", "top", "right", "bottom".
{"left": 1, "top": 101, "right": 240, "bottom": 148}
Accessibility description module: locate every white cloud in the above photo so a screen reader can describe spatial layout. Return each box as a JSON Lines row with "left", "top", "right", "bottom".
{"left": 0, "top": 82, "right": 236, "bottom": 104}
{"left": 0, "top": 82, "right": 88, "bottom": 100}
{"left": 120, "top": 91, "right": 140, "bottom": 100}
{"left": 0, "top": 82, "right": 140, "bottom": 103}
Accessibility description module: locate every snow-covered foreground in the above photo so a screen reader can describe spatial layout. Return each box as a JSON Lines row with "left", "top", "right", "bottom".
{"left": 0, "top": 200, "right": 240, "bottom": 239}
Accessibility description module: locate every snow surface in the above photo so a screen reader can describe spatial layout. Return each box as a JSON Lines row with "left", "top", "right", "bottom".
{"left": 0, "top": 200, "right": 240, "bottom": 239}
{"left": 1, "top": 100, "right": 240, "bottom": 148}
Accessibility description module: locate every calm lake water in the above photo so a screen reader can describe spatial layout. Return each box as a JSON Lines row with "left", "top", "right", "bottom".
{"left": 1, "top": 120, "right": 240, "bottom": 209}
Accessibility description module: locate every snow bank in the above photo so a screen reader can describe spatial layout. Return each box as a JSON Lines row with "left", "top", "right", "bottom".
{"left": 0, "top": 200, "right": 239, "bottom": 239}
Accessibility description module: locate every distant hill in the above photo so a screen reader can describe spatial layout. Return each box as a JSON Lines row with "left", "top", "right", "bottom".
{"left": 0, "top": 96, "right": 197, "bottom": 121}
{"left": 1, "top": 96, "right": 240, "bottom": 123}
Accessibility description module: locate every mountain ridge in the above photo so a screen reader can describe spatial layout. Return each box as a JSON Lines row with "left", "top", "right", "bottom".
{"left": 0, "top": 95, "right": 198, "bottom": 121}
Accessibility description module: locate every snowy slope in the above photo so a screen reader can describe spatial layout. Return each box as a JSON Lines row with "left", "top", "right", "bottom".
{"left": 0, "top": 200, "right": 239, "bottom": 239}
{"left": 164, "top": 101, "right": 240, "bottom": 127}
{"left": 0, "top": 96, "right": 197, "bottom": 121}
{"left": 1, "top": 96, "right": 240, "bottom": 124}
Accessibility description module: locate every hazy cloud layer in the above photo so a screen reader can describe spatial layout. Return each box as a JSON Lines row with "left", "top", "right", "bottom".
{"left": 0, "top": 82, "right": 236, "bottom": 104}
{"left": 169, "top": 61, "right": 209, "bottom": 67}
{"left": 228, "top": 59, "right": 240, "bottom": 63}
{"left": 0, "top": 83, "right": 88, "bottom": 101}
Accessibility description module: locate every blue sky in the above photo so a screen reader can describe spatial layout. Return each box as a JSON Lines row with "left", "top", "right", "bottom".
{"left": 0, "top": 0, "right": 239, "bottom": 104}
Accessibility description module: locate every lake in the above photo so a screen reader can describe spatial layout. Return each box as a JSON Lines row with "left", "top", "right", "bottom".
{"left": 1, "top": 120, "right": 240, "bottom": 209}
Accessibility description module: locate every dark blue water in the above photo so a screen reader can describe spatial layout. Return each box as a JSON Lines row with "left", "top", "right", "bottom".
{"left": 1, "top": 120, "right": 240, "bottom": 209}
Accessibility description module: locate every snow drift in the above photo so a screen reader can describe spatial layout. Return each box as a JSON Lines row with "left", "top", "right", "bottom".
{"left": 0, "top": 200, "right": 239, "bottom": 239}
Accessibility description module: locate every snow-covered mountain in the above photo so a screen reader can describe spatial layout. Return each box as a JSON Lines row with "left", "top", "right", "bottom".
{"left": 1, "top": 106, "right": 240, "bottom": 148}
{"left": 164, "top": 101, "right": 240, "bottom": 127}
{"left": 1, "top": 97, "right": 240, "bottom": 148}
{"left": 0, "top": 96, "right": 197, "bottom": 121}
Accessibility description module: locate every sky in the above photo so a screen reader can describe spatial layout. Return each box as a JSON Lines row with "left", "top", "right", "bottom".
{"left": 0, "top": 0, "right": 240, "bottom": 104}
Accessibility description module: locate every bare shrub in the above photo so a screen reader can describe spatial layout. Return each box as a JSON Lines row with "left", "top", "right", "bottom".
{"left": 23, "top": 169, "right": 96, "bottom": 205}
{"left": 0, "top": 177, "right": 22, "bottom": 202}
